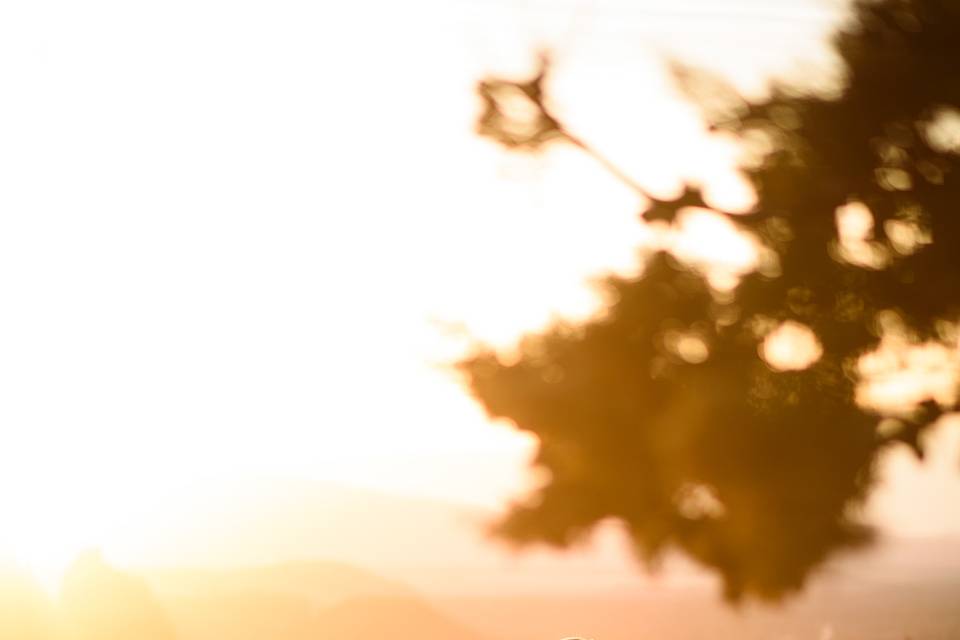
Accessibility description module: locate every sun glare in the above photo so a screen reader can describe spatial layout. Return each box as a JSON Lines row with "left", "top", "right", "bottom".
{"left": 0, "top": 461, "right": 150, "bottom": 592}
{"left": 0, "top": 1, "right": 958, "bottom": 618}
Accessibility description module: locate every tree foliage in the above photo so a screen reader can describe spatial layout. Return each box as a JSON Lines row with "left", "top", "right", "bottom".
{"left": 460, "top": 0, "right": 960, "bottom": 601}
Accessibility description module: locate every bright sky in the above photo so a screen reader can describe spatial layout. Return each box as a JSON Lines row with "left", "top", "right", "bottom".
{"left": 0, "top": 0, "right": 957, "bottom": 584}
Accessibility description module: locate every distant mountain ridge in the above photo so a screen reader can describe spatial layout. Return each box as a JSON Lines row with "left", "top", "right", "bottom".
{"left": 134, "top": 549, "right": 960, "bottom": 640}
{"left": 3, "top": 526, "right": 959, "bottom": 640}
{"left": 136, "top": 560, "right": 481, "bottom": 640}
{"left": 142, "top": 560, "right": 413, "bottom": 606}
{"left": 121, "top": 475, "right": 960, "bottom": 598}
{"left": 0, "top": 554, "right": 488, "bottom": 640}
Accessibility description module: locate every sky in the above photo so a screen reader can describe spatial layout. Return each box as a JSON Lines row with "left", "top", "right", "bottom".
{"left": 0, "top": 0, "right": 958, "bottom": 584}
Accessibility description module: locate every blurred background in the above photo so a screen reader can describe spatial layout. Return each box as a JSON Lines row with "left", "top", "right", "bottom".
{"left": 0, "top": 0, "right": 959, "bottom": 638}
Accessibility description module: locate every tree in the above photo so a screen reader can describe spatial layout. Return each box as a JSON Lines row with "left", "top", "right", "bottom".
{"left": 460, "top": 0, "right": 960, "bottom": 602}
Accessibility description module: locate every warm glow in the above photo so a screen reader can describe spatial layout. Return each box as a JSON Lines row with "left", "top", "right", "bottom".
{"left": 834, "top": 201, "right": 888, "bottom": 268}
{"left": 760, "top": 321, "right": 823, "bottom": 371}
{"left": 0, "top": 0, "right": 790, "bottom": 582}
{"left": 0, "top": 0, "right": 956, "bottom": 606}
{"left": 665, "top": 207, "right": 761, "bottom": 289}
{"left": 857, "top": 331, "right": 960, "bottom": 416}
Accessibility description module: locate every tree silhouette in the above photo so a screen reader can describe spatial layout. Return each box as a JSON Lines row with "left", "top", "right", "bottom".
{"left": 460, "top": 0, "right": 960, "bottom": 601}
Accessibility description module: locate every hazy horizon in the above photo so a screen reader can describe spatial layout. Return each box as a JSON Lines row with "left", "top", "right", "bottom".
{"left": 1, "top": 0, "right": 960, "bottom": 637}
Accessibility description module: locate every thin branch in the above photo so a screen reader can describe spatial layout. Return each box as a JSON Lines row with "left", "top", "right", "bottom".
{"left": 563, "top": 131, "right": 655, "bottom": 201}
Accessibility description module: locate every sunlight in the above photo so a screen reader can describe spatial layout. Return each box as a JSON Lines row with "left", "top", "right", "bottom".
{"left": 0, "top": 2, "right": 774, "bottom": 576}
{"left": 663, "top": 206, "right": 761, "bottom": 290}
{"left": 0, "top": 502, "right": 87, "bottom": 594}
{"left": 0, "top": 5, "right": 958, "bottom": 634}
{"left": 760, "top": 320, "right": 824, "bottom": 371}
{"left": 0, "top": 459, "right": 152, "bottom": 593}
{"left": 856, "top": 331, "right": 960, "bottom": 415}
